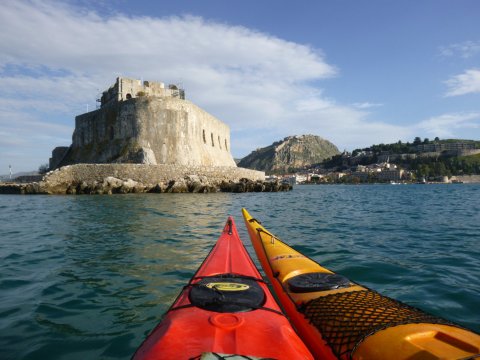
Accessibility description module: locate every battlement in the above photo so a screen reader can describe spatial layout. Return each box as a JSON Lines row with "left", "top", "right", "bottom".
{"left": 100, "top": 77, "right": 185, "bottom": 107}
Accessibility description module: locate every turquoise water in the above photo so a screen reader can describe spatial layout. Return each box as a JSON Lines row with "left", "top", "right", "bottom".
{"left": 0, "top": 184, "right": 479, "bottom": 359}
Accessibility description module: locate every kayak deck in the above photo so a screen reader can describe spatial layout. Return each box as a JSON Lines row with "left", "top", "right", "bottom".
{"left": 133, "top": 217, "right": 313, "bottom": 360}
{"left": 242, "top": 208, "right": 480, "bottom": 360}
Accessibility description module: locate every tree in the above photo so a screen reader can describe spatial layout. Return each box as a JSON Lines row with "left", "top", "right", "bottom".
{"left": 423, "top": 138, "right": 429, "bottom": 144}
{"left": 434, "top": 137, "right": 440, "bottom": 142}
{"left": 413, "top": 137, "right": 422, "bottom": 145}
{"left": 434, "top": 162, "right": 448, "bottom": 176}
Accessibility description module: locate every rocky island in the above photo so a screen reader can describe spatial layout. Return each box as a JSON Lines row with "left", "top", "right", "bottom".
{"left": 1, "top": 77, "right": 291, "bottom": 194}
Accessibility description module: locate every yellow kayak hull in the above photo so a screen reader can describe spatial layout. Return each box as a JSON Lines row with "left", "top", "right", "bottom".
{"left": 242, "top": 208, "right": 480, "bottom": 360}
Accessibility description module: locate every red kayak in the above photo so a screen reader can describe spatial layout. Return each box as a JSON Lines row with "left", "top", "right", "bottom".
{"left": 132, "top": 217, "right": 313, "bottom": 360}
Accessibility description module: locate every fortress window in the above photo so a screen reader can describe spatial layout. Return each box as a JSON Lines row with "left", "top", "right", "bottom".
{"left": 211, "top": 133, "right": 214, "bottom": 147}
{"left": 218, "top": 136, "right": 222, "bottom": 149}
{"left": 203, "top": 130, "right": 206, "bottom": 144}
{"left": 225, "top": 139, "right": 228, "bottom": 151}
{"left": 126, "top": 93, "right": 132, "bottom": 100}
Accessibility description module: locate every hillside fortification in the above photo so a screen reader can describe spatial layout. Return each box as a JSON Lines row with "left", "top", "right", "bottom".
{"left": 50, "top": 77, "right": 236, "bottom": 169}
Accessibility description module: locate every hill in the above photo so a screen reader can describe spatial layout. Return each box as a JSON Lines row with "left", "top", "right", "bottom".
{"left": 238, "top": 135, "right": 340, "bottom": 173}
{"left": 323, "top": 138, "right": 480, "bottom": 177}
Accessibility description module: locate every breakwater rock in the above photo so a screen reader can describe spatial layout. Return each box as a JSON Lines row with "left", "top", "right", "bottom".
{"left": 0, "top": 164, "right": 292, "bottom": 194}
{"left": 0, "top": 182, "right": 46, "bottom": 195}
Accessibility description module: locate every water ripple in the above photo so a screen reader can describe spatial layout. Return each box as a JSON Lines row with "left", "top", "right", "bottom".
{"left": 0, "top": 186, "right": 479, "bottom": 359}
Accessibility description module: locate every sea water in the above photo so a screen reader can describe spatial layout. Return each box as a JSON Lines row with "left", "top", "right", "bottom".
{"left": 0, "top": 184, "right": 479, "bottom": 359}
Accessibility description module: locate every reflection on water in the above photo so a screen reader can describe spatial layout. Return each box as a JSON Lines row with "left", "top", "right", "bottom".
{"left": 1, "top": 186, "right": 479, "bottom": 359}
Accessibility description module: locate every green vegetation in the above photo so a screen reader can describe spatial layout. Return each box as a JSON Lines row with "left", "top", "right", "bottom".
{"left": 353, "top": 138, "right": 480, "bottom": 155}
{"left": 352, "top": 140, "right": 415, "bottom": 156}
{"left": 403, "top": 153, "right": 480, "bottom": 177}
{"left": 323, "top": 138, "right": 480, "bottom": 178}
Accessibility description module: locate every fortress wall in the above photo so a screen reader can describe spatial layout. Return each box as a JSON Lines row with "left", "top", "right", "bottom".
{"left": 69, "top": 97, "right": 236, "bottom": 167}
{"left": 116, "top": 78, "right": 171, "bottom": 100}
{"left": 137, "top": 97, "right": 235, "bottom": 166}
{"left": 71, "top": 104, "right": 139, "bottom": 163}
{"left": 101, "top": 77, "right": 182, "bottom": 107}
{"left": 44, "top": 164, "right": 265, "bottom": 187}
{"left": 457, "top": 149, "right": 480, "bottom": 156}
{"left": 454, "top": 175, "right": 480, "bottom": 183}
{"left": 416, "top": 149, "right": 480, "bottom": 158}
{"left": 49, "top": 146, "right": 70, "bottom": 169}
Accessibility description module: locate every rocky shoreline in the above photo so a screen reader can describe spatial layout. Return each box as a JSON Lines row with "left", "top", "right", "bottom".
{"left": 0, "top": 163, "right": 294, "bottom": 195}
{"left": 0, "top": 175, "right": 291, "bottom": 195}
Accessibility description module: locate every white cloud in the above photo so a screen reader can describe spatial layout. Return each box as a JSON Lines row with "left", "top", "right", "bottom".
{"left": 280, "top": 103, "right": 411, "bottom": 150}
{"left": 0, "top": 1, "right": 336, "bottom": 81}
{"left": 352, "top": 102, "right": 383, "bottom": 109}
{"left": 0, "top": 0, "right": 368, "bottom": 172}
{"left": 0, "top": 0, "right": 339, "bottom": 171}
{"left": 416, "top": 112, "right": 480, "bottom": 138}
{"left": 439, "top": 41, "right": 480, "bottom": 59}
{"left": 0, "top": 0, "right": 456, "bottom": 172}
{"left": 444, "top": 69, "right": 480, "bottom": 97}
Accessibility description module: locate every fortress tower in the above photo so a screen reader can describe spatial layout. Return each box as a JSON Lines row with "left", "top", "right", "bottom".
{"left": 50, "top": 77, "right": 237, "bottom": 169}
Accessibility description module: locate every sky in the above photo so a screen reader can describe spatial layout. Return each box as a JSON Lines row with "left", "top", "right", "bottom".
{"left": 1, "top": 0, "right": 480, "bottom": 173}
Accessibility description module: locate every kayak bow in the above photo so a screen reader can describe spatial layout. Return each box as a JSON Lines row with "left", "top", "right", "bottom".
{"left": 133, "top": 216, "right": 313, "bottom": 360}
{"left": 242, "top": 208, "right": 480, "bottom": 360}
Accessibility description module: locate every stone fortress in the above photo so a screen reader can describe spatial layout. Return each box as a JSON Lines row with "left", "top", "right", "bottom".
{"left": 50, "top": 77, "right": 237, "bottom": 169}
{"left": 23, "top": 77, "right": 272, "bottom": 194}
